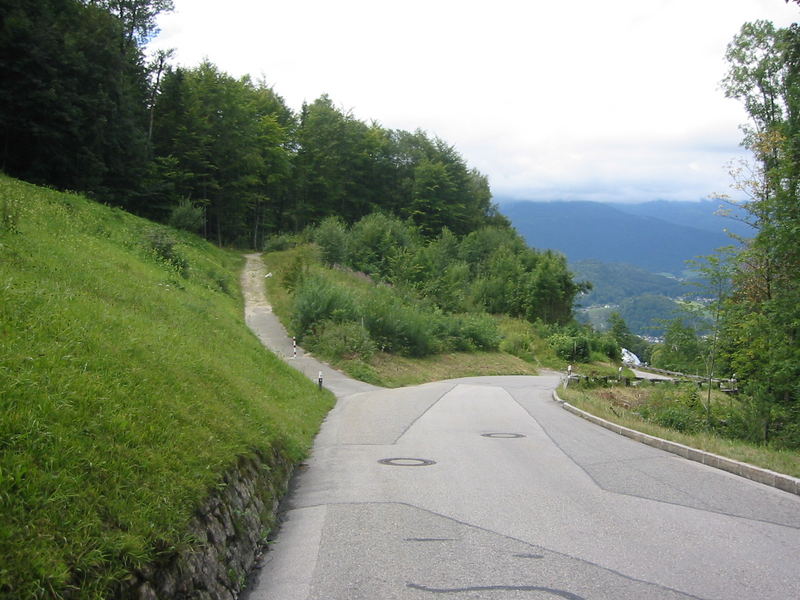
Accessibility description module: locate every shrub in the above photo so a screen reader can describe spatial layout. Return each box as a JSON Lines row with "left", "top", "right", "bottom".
{"left": 637, "top": 385, "right": 705, "bottom": 434}
{"left": 263, "top": 233, "right": 299, "bottom": 252}
{"left": 500, "top": 331, "right": 536, "bottom": 362}
{"left": 281, "top": 254, "right": 310, "bottom": 292}
{"left": 348, "top": 213, "right": 419, "bottom": 277}
{"left": 315, "top": 216, "right": 348, "bottom": 267}
{"left": 292, "top": 274, "right": 356, "bottom": 338}
{"left": 590, "top": 334, "right": 621, "bottom": 361}
{"left": 167, "top": 198, "right": 204, "bottom": 233}
{"left": 436, "top": 313, "right": 501, "bottom": 352}
{"left": 144, "top": 229, "right": 189, "bottom": 277}
{"left": 308, "top": 320, "right": 376, "bottom": 361}
{"left": 361, "top": 289, "right": 436, "bottom": 357}
{"left": 548, "top": 333, "right": 590, "bottom": 362}
{"left": 651, "top": 405, "right": 701, "bottom": 432}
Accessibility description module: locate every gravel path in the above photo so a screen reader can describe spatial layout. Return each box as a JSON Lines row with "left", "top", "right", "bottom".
{"left": 241, "top": 253, "right": 380, "bottom": 398}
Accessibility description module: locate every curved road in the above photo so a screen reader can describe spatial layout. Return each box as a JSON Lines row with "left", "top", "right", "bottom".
{"left": 241, "top": 256, "right": 800, "bottom": 600}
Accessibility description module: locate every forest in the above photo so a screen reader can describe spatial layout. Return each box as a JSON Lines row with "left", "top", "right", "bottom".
{"left": 1, "top": 1, "right": 799, "bottom": 445}
{"left": 0, "top": 0, "right": 506, "bottom": 247}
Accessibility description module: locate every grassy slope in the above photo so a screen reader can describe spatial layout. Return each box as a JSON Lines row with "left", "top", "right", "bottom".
{"left": 0, "top": 176, "right": 334, "bottom": 599}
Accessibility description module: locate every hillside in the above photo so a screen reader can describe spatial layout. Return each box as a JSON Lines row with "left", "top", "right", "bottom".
{"left": 612, "top": 199, "right": 754, "bottom": 238}
{"left": 571, "top": 259, "right": 688, "bottom": 306}
{"left": 0, "top": 176, "right": 333, "bottom": 598}
{"left": 499, "top": 200, "right": 733, "bottom": 275}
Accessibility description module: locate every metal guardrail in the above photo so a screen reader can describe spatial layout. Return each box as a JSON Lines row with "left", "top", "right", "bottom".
{"left": 563, "top": 372, "right": 739, "bottom": 393}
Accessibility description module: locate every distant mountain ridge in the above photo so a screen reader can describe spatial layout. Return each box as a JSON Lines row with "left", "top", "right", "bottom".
{"left": 611, "top": 199, "right": 753, "bottom": 238}
{"left": 498, "top": 199, "right": 738, "bottom": 275}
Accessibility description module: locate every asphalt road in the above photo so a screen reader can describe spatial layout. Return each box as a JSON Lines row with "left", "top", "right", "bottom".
{"left": 242, "top": 375, "right": 800, "bottom": 600}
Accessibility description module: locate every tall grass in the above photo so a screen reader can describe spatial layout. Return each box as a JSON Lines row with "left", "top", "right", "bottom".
{"left": 0, "top": 176, "right": 334, "bottom": 599}
{"left": 291, "top": 270, "right": 501, "bottom": 358}
{"left": 561, "top": 385, "right": 800, "bottom": 477}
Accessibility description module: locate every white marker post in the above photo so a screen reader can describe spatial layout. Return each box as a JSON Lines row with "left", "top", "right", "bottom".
{"left": 318, "top": 371, "right": 323, "bottom": 390}
{"left": 292, "top": 337, "right": 297, "bottom": 359}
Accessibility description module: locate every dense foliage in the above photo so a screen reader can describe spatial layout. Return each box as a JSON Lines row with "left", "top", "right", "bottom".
{"left": 0, "top": 1, "right": 506, "bottom": 247}
{"left": 596, "top": 17, "right": 800, "bottom": 450}
{"left": 0, "top": 0, "right": 151, "bottom": 203}
{"left": 645, "top": 16, "right": 800, "bottom": 448}
{"left": 312, "top": 214, "right": 585, "bottom": 325}
{"left": 711, "top": 19, "right": 800, "bottom": 446}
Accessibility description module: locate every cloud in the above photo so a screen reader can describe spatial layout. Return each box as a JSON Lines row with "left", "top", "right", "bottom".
{"left": 148, "top": 0, "right": 798, "bottom": 203}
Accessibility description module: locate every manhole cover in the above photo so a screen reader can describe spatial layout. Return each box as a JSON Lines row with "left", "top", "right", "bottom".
{"left": 481, "top": 433, "right": 526, "bottom": 439}
{"left": 378, "top": 458, "right": 436, "bottom": 467}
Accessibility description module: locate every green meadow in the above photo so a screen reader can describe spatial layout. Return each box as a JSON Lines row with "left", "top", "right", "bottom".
{"left": 0, "top": 176, "right": 334, "bottom": 599}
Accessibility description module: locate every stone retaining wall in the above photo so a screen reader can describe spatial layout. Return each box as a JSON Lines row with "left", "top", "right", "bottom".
{"left": 117, "top": 447, "right": 293, "bottom": 600}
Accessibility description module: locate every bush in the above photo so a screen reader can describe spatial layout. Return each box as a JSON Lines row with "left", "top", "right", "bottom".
{"left": 144, "top": 229, "right": 189, "bottom": 277}
{"left": 292, "top": 274, "right": 357, "bottom": 338}
{"left": 500, "top": 331, "right": 536, "bottom": 362}
{"left": 361, "top": 289, "right": 436, "bottom": 357}
{"left": 637, "top": 386, "right": 705, "bottom": 434}
{"left": 167, "top": 198, "right": 204, "bottom": 233}
{"left": 282, "top": 253, "right": 310, "bottom": 293}
{"left": 590, "top": 334, "right": 621, "bottom": 361}
{"left": 435, "top": 313, "right": 501, "bottom": 352}
{"left": 652, "top": 405, "right": 701, "bottom": 432}
{"left": 548, "top": 333, "right": 590, "bottom": 362}
{"left": 308, "top": 320, "right": 376, "bottom": 361}
{"left": 264, "top": 233, "right": 300, "bottom": 252}
{"left": 315, "top": 216, "right": 349, "bottom": 267}
{"left": 348, "top": 213, "right": 419, "bottom": 277}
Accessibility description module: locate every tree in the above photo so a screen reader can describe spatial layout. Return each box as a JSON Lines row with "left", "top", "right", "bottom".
{"left": 0, "top": 0, "right": 150, "bottom": 205}
{"left": 686, "top": 249, "right": 736, "bottom": 422}
{"left": 651, "top": 319, "right": 702, "bottom": 374}
{"left": 716, "top": 19, "right": 800, "bottom": 441}
{"left": 609, "top": 312, "right": 638, "bottom": 351}
{"left": 84, "top": 0, "right": 174, "bottom": 46}
{"left": 292, "top": 96, "right": 374, "bottom": 229}
{"left": 150, "top": 62, "right": 294, "bottom": 245}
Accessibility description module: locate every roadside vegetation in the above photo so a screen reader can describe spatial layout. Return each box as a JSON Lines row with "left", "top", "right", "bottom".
{"left": 560, "top": 382, "right": 800, "bottom": 478}
{"left": 262, "top": 216, "right": 626, "bottom": 387}
{"left": 0, "top": 176, "right": 334, "bottom": 599}
{"left": 572, "top": 20, "right": 800, "bottom": 462}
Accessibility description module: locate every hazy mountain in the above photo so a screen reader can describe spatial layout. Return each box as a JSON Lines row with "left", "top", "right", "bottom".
{"left": 570, "top": 259, "right": 688, "bottom": 306}
{"left": 611, "top": 199, "right": 753, "bottom": 238}
{"left": 499, "top": 200, "right": 733, "bottom": 275}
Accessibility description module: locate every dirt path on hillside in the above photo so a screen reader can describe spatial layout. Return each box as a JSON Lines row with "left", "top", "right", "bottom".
{"left": 240, "top": 253, "right": 380, "bottom": 397}
{"left": 241, "top": 252, "right": 273, "bottom": 316}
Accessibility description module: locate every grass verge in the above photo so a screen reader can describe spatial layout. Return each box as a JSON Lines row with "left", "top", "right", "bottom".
{"left": 334, "top": 351, "right": 538, "bottom": 388}
{"left": 559, "top": 385, "right": 800, "bottom": 479}
{"left": 0, "top": 176, "right": 334, "bottom": 599}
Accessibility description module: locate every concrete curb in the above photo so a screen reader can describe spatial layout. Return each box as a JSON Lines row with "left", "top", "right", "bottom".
{"left": 552, "top": 389, "right": 800, "bottom": 497}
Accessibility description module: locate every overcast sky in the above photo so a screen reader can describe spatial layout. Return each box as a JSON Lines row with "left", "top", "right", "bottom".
{"left": 149, "top": 0, "right": 798, "bottom": 203}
